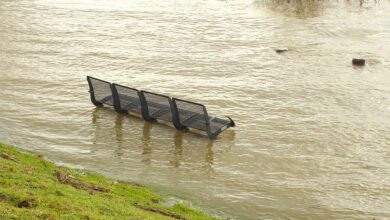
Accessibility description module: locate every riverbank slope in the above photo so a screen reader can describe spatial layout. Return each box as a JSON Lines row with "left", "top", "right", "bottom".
{"left": 0, "top": 143, "right": 216, "bottom": 220}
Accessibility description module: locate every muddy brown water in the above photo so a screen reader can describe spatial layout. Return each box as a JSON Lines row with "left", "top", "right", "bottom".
{"left": 1, "top": 0, "right": 390, "bottom": 219}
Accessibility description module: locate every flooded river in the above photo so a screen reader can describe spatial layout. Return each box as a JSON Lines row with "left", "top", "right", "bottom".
{"left": 1, "top": 0, "right": 390, "bottom": 219}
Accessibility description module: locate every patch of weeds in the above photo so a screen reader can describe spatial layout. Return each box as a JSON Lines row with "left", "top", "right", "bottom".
{"left": 17, "top": 198, "right": 38, "bottom": 208}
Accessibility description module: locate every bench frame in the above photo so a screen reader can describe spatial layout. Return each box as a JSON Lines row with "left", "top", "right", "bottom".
{"left": 87, "top": 76, "right": 234, "bottom": 139}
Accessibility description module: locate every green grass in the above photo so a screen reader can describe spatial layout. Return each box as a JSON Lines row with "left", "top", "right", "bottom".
{"left": 0, "top": 143, "right": 217, "bottom": 220}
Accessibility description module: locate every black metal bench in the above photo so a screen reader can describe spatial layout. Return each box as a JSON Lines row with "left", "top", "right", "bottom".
{"left": 87, "top": 76, "right": 235, "bottom": 139}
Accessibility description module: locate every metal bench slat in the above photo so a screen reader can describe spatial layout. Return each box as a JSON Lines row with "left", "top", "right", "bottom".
{"left": 118, "top": 94, "right": 142, "bottom": 113}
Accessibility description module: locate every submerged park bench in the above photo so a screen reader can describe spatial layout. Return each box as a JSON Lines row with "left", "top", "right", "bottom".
{"left": 87, "top": 76, "right": 235, "bottom": 139}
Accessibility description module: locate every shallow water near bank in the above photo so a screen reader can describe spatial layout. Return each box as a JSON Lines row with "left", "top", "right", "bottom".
{"left": 1, "top": 0, "right": 390, "bottom": 219}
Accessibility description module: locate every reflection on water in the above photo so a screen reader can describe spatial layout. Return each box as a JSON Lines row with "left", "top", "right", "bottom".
{"left": 204, "top": 141, "right": 215, "bottom": 173}
{"left": 171, "top": 131, "right": 183, "bottom": 168}
{"left": 257, "top": 0, "right": 381, "bottom": 18}
{"left": 1, "top": 0, "right": 390, "bottom": 219}
{"left": 114, "top": 114, "right": 125, "bottom": 158}
{"left": 91, "top": 108, "right": 220, "bottom": 170}
{"left": 255, "top": 0, "right": 326, "bottom": 18}
{"left": 142, "top": 122, "right": 152, "bottom": 164}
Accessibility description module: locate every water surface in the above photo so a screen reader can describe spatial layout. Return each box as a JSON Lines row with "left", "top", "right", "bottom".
{"left": 1, "top": 0, "right": 390, "bottom": 219}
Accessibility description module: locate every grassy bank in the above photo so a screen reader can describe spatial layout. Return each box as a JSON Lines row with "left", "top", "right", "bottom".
{"left": 0, "top": 143, "right": 217, "bottom": 220}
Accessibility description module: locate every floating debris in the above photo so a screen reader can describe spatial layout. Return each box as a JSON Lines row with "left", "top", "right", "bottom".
{"left": 276, "top": 48, "right": 288, "bottom": 53}
{"left": 352, "top": 58, "right": 365, "bottom": 66}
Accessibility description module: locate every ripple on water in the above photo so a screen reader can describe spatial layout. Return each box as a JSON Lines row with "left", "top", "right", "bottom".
{"left": 1, "top": 0, "right": 390, "bottom": 219}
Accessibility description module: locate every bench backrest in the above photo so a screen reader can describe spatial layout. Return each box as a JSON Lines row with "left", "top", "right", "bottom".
{"left": 141, "top": 91, "right": 174, "bottom": 122}
{"left": 112, "top": 83, "right": 142, "bottom": 115}
{"left": 87, "top": 76, "right": 113, "bottom": 106}
{"left": 172, "top": 98, "right": 209, "bottom": 131}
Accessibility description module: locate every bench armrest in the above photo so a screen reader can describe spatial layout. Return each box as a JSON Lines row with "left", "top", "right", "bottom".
{"left": 208, "top": 115, "right": 235, "bottom": 127}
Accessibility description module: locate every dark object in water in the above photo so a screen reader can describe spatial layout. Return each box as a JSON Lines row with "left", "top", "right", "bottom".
{"left": 276, "top": 48, "right": 288, "bottom": 53}
{"left": 352, "top": 58, "right": 365, "bottom": 66}
{"left": 87, "top": 76, "right": 235, "bottom": 139}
